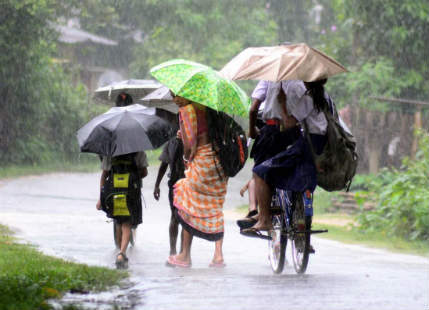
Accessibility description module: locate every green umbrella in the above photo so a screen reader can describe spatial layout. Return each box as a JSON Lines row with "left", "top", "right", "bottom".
{"left": 150, "top": 59, "right": 250, "bottom": 117}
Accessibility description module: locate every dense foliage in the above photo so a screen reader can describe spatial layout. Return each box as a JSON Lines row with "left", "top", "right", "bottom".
{"left": 355, "top": 130, "right": 429, "bottom": 241}
{"left": 1, "top": 0, "right": 427, "bottom": 169}
{"left": 319, "top": 0, "right": 429, "bottom": 107}
{"left": 127, "top": 0, "right": 277, "bottom": 76}
{"left": 0, "top": 0, "right": 101, "bottom": 165}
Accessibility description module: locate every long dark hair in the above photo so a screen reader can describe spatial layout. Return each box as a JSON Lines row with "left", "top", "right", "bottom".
{"left": 205, "top": 106, "right": 226, "bottom": 180}
{"left": 205, "top": 106, "right": 221, "bottom": 151}
{"left": 304, "top": 78, "right": 328, "bottom": 112}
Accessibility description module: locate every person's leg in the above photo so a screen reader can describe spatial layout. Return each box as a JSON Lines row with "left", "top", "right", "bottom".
{"left": 247, "top": 177, "right": 258, "bottom": 213}
{"left": 169, "top": 213, "right": 179, "bottom": 255}
{"left": 115, "top": 221, "right": 132, "bottom": 268}
{"left": 119, "top": 222, "right": 132, "bottom": 255}
{"left": 168, "top": 187, "right": 180, "bottom": 255}
{"left": 251, "top": 173, "right": 273, "bottom": 231}
{"left": 239, "top": 180, "right": 249, "bottom": 197}
{"left": 178, "top": 228, "right": 187, "bottom": 253}
{"left": 237, "top": 177, "right": 259, "bottom": 229}
{"left": 212, "top": 238, "right": 224, "bottom": 264}
{"left": 115, "top": 221, "right": 122, "bottom": 249}
{"left": 173, "top": 228, "right": 193, "bottom": 264}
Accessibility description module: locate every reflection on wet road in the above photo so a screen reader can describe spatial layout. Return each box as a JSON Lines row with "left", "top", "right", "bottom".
{"left": 0, "top": 168, "right": 427, "bottom": 310}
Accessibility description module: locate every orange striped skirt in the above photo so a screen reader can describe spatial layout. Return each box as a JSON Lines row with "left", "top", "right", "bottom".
{"left": 173, "top": 144, "right": 228, "bottom": 241}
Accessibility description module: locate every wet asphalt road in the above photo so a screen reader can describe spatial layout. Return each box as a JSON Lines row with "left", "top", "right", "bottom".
{"left": 0, "top": 165, "right": 428, "bottom": 310}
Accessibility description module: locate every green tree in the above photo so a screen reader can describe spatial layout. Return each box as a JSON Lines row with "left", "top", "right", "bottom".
{"left": 127, "top": 0, "right": 277, "bottom": 76}
{"left": 0, "top": 0, "right": 95, "bottom": 165}
{"left": 356, "top": 130, "right": 429, "bottom": 241}
{"left": 322, "top": 0, "right": 429, "bottom": 102}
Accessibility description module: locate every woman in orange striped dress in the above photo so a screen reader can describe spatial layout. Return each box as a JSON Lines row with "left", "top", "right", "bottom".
{"left": 167, "top": 92, "right": 228, "bottom": 268}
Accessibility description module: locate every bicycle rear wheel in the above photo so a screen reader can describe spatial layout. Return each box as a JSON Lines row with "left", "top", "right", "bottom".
{"left": 291, "top": 196, "right": 311, "bottom": 274}
{"left": 268, "top": 214, "right": 287, "bottom": 274}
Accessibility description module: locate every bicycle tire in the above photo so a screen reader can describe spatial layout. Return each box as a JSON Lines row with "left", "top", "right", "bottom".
{"left": 291, "top": 196, "right": 311, "bottom": 274}
{"left": 268, "top": 214, "right": 287, "bottom": 274}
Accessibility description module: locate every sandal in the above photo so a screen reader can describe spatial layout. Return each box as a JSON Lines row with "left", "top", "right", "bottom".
{"left": 236, "top": 217, "right": 258, "bottom": 230}
{"left": 166, "top": 255, "right": 191, "bottom": 268}
{"left": 236, "top": 210, "right": 258, "bottom": 229}
{"left": 245, "top": 210, "right": 258, "bottom": 218}
{"left": 115, "top": 252, "right": 129, "bottom": 269}
{"left": 240, "top": 227, "right": 272, "bottom": 240}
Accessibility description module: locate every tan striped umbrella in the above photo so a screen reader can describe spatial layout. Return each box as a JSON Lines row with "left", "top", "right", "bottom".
{"left": 220, "top": 43, "right": 348, "bottom": 82}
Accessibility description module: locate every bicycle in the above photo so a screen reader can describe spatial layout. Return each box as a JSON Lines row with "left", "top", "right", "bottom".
{"left": 268, "top": 188, "right": 327, "bottom": 274}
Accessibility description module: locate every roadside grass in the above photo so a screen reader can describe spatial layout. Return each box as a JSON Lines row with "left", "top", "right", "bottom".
{"left": 312, "top": 188, "right": 429, "bottom": 256}
{"left": 236, "top": 204, "right": 250, "bottom": 213}
{"left": 235, "top": 202, "right": 429, "bottom": 257}
{"left": 0, "top": 224, "right": 127, "bottom": 310}
{"left": 313, "top": 188, "right": 339, "bottom": 214}
{"left": 0, "top": 149, "right": 162, "bottom": 180}
{"left": 312, "top": 218, "right": 429, "bottom": 256}
{"left": 0, "top": 156, "right": 100, "bottom": 180}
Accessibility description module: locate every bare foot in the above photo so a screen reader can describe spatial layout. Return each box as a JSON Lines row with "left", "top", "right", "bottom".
{"left": 172, "top": 254, "right": 191, "bottom": 265}
{"left": 211, "top": 255, "right": 224, "bottom": 264}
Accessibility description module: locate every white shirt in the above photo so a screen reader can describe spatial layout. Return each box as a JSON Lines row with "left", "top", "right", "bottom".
{"left": 284, "top": 80, "right": 327, "bottom": 135}
{"left": 251, "top": 80, "right": 327, "bottom": 135}
{"left": 251, "top": 80, "right": 284, "bottom": 121}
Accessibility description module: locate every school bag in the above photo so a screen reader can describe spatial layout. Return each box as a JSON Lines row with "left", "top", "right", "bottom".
{"left": 206, "top": 109, "right": 248, "bottom": 178}
{"left": 100, "top": 153, "right": 142, "bottom": 218}
{"left": 304, "top": 97, "right": 358, "bottom": 192}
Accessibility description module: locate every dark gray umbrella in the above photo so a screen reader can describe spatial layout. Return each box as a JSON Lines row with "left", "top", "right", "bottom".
{"left": 77, "top": 104, "right": 174, "bottom": 156}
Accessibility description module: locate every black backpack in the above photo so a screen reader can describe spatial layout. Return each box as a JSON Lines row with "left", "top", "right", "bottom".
{"left": 206, "top": 109, "right": 248, "bottom": 178}
{"left": 304, "top": 98, "right": 358, "bottom": 192}
{"left": 100, "top": 153, "right": 142, "bottom": 218}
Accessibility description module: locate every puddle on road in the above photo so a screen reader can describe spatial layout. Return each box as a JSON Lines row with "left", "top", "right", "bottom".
{"left": 49, "top": 281, "right": 142, "bottom": 310}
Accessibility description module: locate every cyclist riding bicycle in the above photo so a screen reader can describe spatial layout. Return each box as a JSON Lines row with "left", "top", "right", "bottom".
{"left": 242, "top": 79, "right": 330, "bottom": 238}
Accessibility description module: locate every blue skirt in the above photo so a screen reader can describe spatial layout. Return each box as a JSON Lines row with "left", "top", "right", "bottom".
{"left": 253, "top": 133, "right": 326, "bottom": 193}
{"left": 250, "top": 125, "right": 301, "bottom": 166}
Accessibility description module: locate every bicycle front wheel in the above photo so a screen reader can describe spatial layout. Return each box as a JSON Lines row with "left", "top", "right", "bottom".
{"left": 268, "top": 214, "right": 287, "bottom": 274}
{"left": 291, "top": 197, "right": 311, "bottom": 274}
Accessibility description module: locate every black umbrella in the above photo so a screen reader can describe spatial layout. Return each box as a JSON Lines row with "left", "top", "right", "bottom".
{"left": 77, "top": 104, "right": 174, "bottom": 156}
